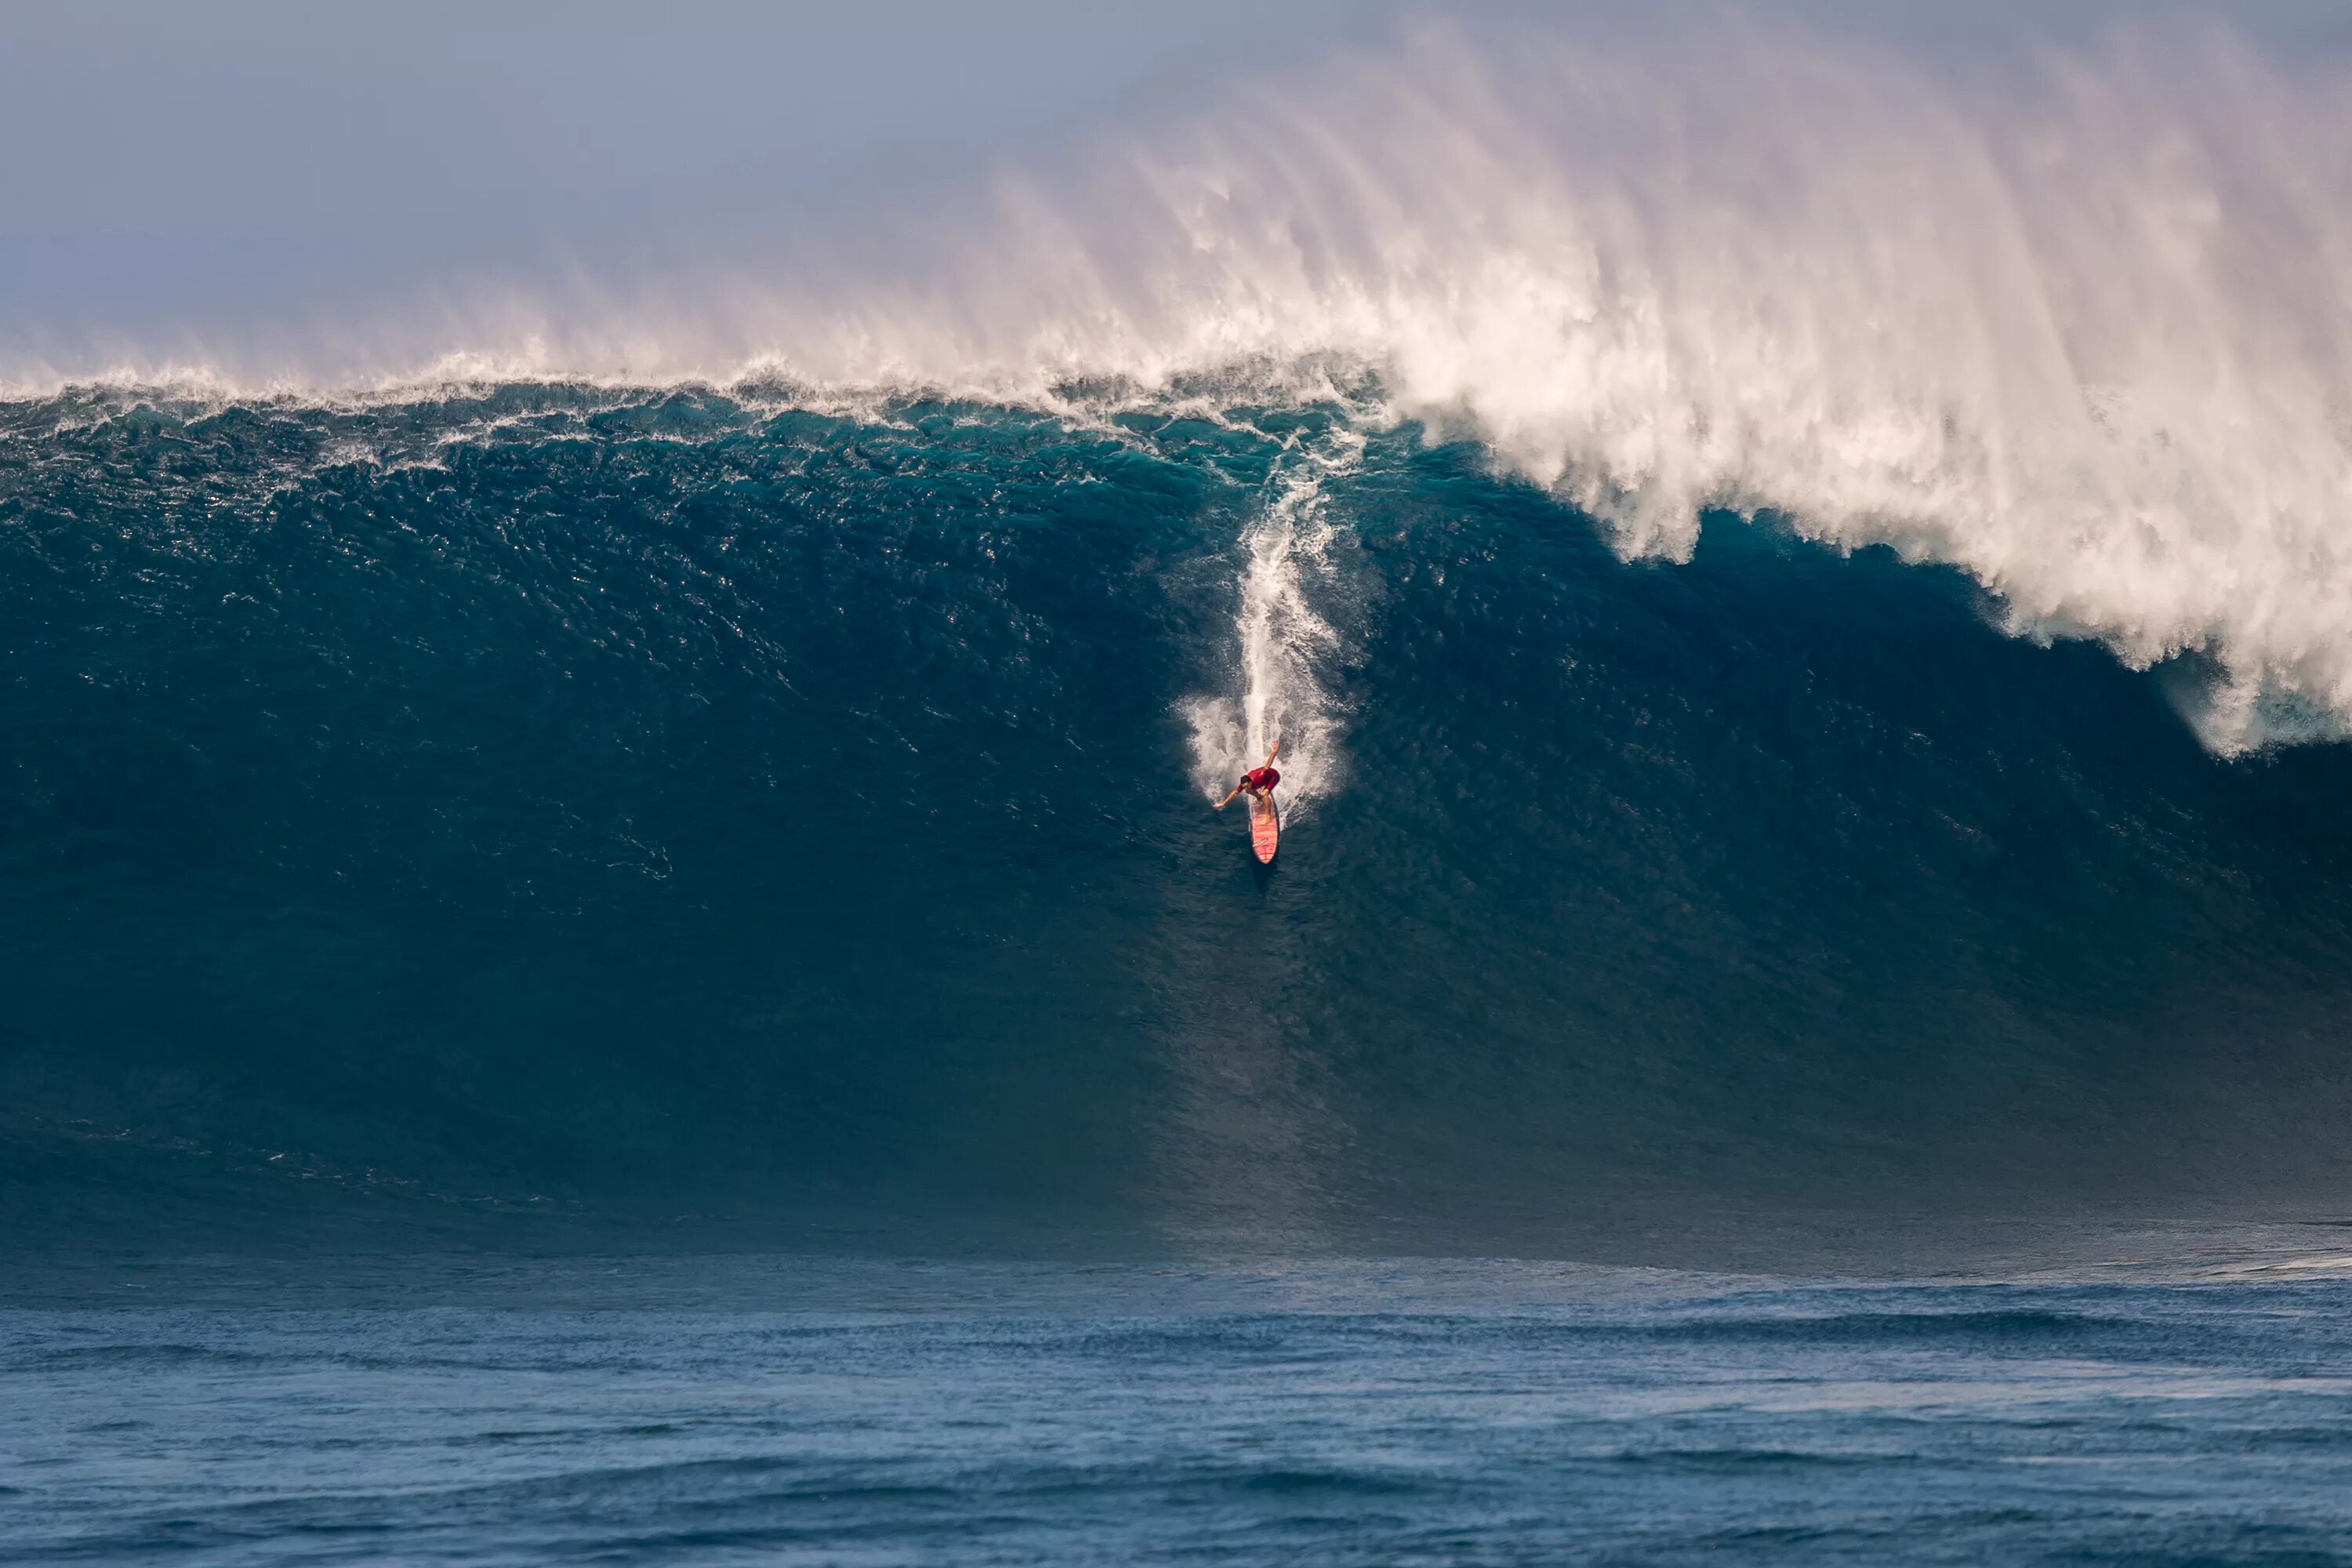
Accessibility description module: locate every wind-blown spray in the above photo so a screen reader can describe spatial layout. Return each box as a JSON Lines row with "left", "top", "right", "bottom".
{"left": 11, "top": 20, "right": 2352, "bottom": 748}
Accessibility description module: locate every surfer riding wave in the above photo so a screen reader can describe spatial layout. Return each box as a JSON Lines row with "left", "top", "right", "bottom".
{"left": 1214, "top": 742, "right": 1282, "bottom": 815}
{"left": 1215, "top": 742, "right": 1284, "bottom": 864}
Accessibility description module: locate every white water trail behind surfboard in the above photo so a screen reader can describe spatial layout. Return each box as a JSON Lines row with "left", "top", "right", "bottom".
{"left": 1186, "top": 432, "right": 1361, "bottom": 818}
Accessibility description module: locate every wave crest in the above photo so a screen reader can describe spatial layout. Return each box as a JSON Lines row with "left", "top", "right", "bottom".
{"left": 12, "top": 20, "right": 2352, "bottom": 747}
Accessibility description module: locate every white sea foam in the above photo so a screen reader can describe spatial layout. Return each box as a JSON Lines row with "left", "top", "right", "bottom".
{"left": 10, "top": 19, "right": 2352, "bottom": 748}
{"left": 1185, "top": 430, "right": 1364, "bottom": 814}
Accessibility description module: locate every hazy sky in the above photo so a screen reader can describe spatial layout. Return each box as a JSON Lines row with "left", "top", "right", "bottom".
{"left": 5, "top": 0, "right": 2348, "bottom": 357}
{"left": 2, "top": 2, "right": 1380, "bottom": 340}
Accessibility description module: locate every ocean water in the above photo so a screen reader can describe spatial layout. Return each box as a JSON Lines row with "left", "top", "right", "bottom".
{"left": 8, "top": 381, "right": 2352, "bottom": 1247}
{"left": 9, "top": 1251, "right": 2352, "bottom": 1566}
{"left": 13, "top": 16, "right": 2352, "bottom": 1562}
{"left": 10, "top": 379, "right": 2352, "bottom": 1562}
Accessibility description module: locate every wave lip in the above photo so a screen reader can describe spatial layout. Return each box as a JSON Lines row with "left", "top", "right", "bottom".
{"left": 13, "top": 21, "right": 2352, "bottom": 747}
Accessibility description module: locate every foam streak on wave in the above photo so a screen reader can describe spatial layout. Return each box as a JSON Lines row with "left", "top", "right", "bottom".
{"left": 1188, "top": 431, "right": 1363, "bottom": 813}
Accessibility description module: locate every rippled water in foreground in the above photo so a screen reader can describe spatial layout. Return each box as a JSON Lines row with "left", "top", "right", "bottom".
{"left": 8, "top": 1250, "right": 2350, "bottom": 1566}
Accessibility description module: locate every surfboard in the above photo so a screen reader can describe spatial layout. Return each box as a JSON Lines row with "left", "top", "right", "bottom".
{"left": 1250, "top": 795, "right": 1280, "bottom": 864}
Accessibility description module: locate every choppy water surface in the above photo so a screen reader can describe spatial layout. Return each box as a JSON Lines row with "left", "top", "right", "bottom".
{"left": 7, "top": 1253, "right": 2351, "bottom": 1566}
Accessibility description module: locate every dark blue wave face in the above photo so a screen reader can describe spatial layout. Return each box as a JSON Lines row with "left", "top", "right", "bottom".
{"left": 6, "top": 383, "right": 2352, "bottom": 1253}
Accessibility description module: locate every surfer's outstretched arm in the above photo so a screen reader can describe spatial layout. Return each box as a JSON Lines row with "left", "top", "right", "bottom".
{"left": 1213, "top": 786, "right": 1241, "bottom": 810}
{"left": 1262, "top": 742, "right": 1281, "bottom": 767}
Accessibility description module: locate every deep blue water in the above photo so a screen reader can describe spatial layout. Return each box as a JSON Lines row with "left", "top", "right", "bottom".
{"left": 9, "top": 1253, "right": 2352, "bottom": 1566}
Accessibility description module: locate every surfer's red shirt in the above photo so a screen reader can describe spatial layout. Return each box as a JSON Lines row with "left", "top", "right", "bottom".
{"left": 1243, "top": 766, "right": 1280, "bottom": 791}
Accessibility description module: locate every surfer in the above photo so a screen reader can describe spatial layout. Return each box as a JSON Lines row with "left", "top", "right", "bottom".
{"left": 1214, "top": 742, "right": 1282, "bottom": 813}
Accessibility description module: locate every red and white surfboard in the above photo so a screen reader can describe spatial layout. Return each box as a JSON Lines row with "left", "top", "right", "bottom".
{"left": 1250, "top": 795, "right": 1280, "bottom": 864}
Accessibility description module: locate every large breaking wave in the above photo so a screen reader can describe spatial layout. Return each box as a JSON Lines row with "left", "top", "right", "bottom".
{"left": 10, "top": 20, "right": 2351, "bottom": 748}
{"left": 7, "top": 380, "right": 2352, "bottom": 1254}
{"left": 9, "top": 16, "right": 2352, "bottom": 1254}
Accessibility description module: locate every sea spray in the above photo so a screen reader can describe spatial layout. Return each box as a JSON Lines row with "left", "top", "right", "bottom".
{"left": 20, "top": 20, "right": 2352, "bottom": 749}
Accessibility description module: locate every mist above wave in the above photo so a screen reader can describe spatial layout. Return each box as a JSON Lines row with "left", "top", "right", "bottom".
{"left": 13, "top": 18, "right": 2352, "bottom": 748}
